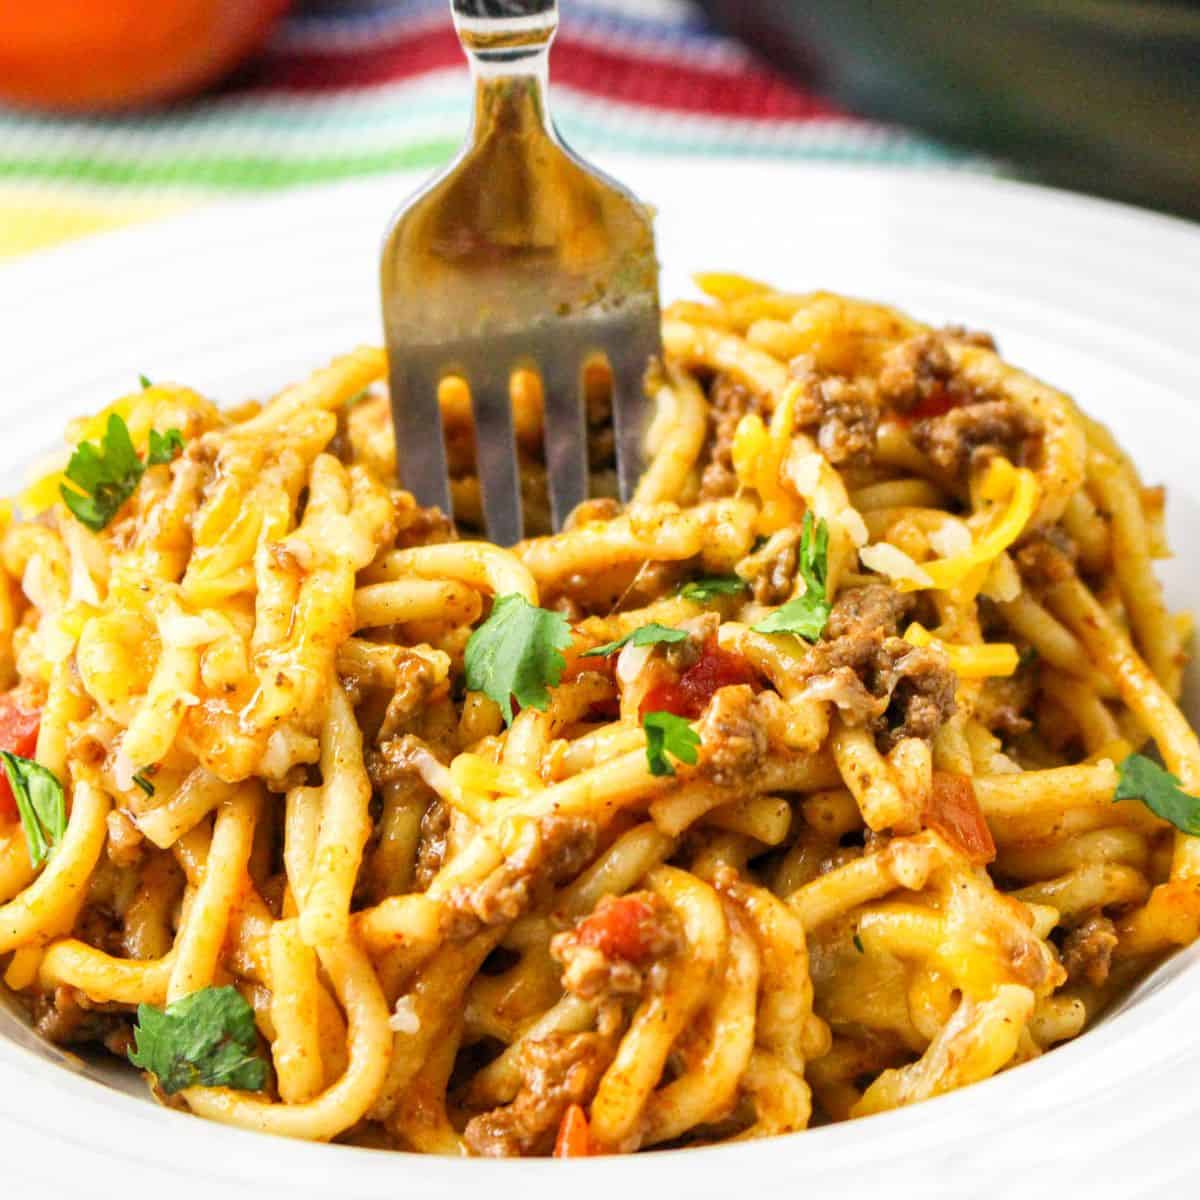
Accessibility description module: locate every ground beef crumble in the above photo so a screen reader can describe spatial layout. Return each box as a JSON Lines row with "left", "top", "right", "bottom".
{"left": 392, "top": 493, "right": 456, "bottom": 549}
{"left": 790, "top": 367, "right": 879, "bottom": 465}
{"left": 740, "top": 527, "right": 801, "bottom": 606}
{"left": 445, "top": 815, "right": 598, "bottom": 938}
{"left": 1061, "top": 914, "right": 1119, "bottom": 988}
{"left": 377, "top": 651, "right": 447, "bottom": 742}
{"left": 699, "top": 374, "right": 761, "bottom": 499}
{"left": 878, "top": 332, "right": 957, "bottom": 414}
{"left": 367, "top": 735, "right": 448, "bottom": 891}
{"left": 695, "top": 685, "right": 770, "bottom": 785}
{"left": 794, "top": 584, "right": 957, "bottom": 748}
{"left": 368, "top": 733, "right": 441, "bottom": 789}
{"left": 912, "top": 399, "right": 1042, "bottom": 481}
{"left": 877, "top": 645, "right": 958, "bottom": 747}
{"left": 413, "top": 797, "right": 451, "bottom": 892}
{"left": 974, "top": 673, "right": 1035, "bottom": 738}
{"left": 463, "top": 1031, "right": 613, "bottom": 1157}
{"left": 876, "top": 330, "right": 1040, "bottom": 482}
{"left": 31, "top": 985, "right": 128, "bottom": 1051}
{"left": 825, "top": 581, "right": 912, "bottom": 642}
{"left": 1014, "top": 528, "right": 1079, "bottom": 587}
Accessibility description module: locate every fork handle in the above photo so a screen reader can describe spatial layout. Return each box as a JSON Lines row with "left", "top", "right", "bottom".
{"left": 452, "top": 0, "right": 558, "bottom": 59}
{"left": 452, "top": 1, "right": 556, "bottom": 20}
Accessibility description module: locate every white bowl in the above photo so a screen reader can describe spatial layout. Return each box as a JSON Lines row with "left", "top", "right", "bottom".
{"left": 2, "top": 160, "right": 1199, "bottom": 1198}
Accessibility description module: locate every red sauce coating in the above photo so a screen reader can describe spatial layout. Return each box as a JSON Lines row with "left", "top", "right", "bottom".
{"left": 639, "top": 636, "right": 757, "bottom": 719}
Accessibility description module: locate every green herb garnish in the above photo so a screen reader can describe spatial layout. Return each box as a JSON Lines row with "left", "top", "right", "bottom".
{"left": 60, "top": 413, "right": 185, "bottom": 532}
{"left": 751, "top": 513, "right": 831, "bottom": 642}
{"left": 1115, "top": 753, "right": 1200, "bottom": 836}
{"left": 581, "top": 623, "right": 688, "bottom": 659}
{"left": 0, "top": 752, "right": 65, "bottom": 868}
{"left": 679, "top": 576, "right": 746, "bottom": 603}
{"left": 129, "top": 986, "right": 268, "bottom": 1096}
{"left": 642, "top": 711, "right": 700, "bottom": 778}
{"left": 147, "top": 427, "right": 184, "bottom": 466}
{"left": 464, "top": 594, "right": 572, "bottom": 726}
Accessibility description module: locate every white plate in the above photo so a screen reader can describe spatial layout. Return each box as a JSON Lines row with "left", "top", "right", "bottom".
{"left": 1, "top": 160, "right": 1199, "bottom": 1200}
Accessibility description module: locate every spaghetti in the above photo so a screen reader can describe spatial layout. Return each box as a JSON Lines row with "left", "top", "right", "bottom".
{"left": 0, "top": 278, "right": 1197, "bottom": 1156}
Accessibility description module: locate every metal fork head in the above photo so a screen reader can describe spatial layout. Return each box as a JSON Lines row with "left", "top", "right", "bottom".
{"left": 380, "top": 0, "right": 661, "bottom": 545}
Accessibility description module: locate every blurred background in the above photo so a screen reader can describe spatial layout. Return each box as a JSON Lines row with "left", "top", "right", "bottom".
{"left": 1, "top": 0, "right": 1197, "bottom": 259}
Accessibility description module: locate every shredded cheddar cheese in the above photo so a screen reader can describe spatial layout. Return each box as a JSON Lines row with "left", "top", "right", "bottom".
{"left": 904, "top": 622, "right": 1019, "bottom": 679}
{"left": 732, "top": 378, "right": 805, "bottom": 534}
{"left": 898, "top": 459, "right": 1039, "bottom": 594}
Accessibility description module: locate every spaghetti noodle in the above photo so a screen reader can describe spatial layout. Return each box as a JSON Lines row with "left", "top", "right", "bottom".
{"left": 0, "top": 279, "right": 1197, "bottom": 1156}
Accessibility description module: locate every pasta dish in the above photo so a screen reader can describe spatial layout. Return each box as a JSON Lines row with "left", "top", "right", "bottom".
{"left": 0, "top": 276, "right": 1197, "bottom": 1157}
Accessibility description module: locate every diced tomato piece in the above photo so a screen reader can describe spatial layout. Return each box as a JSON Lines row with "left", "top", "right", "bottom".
{"left": 638, "top": 679, "right": 688, "bottom": 718}
{"left": 924, "top": 771, "right": 995, "bottom": 864}
{"left": 576, "top": 894, "right": 658, "bottom": 965}
{"left": 638, "top": 636, "right": 757, "bottom": 719}
{"left": 554, "top": 1104, "right": 591, "bottom": 1158}
{"left": 0, "top": 694, "right": 39, "bottom": 824}
{"left": 638, "top": 681, "right": 686, "bottom": 715}
{"left": 900, "top": 384, "right": 961, "bottom": 424}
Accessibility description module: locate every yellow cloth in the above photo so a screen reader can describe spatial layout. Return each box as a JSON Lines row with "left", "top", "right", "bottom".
{"left": 0, "top": 188, "right": 192, "bottom": 258}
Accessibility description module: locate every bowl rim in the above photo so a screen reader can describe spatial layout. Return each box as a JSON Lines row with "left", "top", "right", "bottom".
{"left": 1, "top": 157, "right": 1199, "bottom": 1196}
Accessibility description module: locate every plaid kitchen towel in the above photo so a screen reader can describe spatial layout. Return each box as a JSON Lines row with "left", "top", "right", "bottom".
{"left": 0, "top": 0, "right": 979, "bottom": 257}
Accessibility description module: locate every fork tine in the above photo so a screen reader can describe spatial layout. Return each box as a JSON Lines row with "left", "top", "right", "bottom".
{"left": 467, "top": 366, "right": 524, "bottom": 546}
{"left": 538, "top": 347, "right": 588, "bottom": 531}
{"left": 383, "top": 0, "right": 661, "bottom": 545}
{"left": 610, "top": 315, "right": 661, "bottom": 503}
{"left": 390, "top": 352, "right": 453, "bottom": 518}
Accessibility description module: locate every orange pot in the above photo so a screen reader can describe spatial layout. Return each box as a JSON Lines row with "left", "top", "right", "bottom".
{"left": 0, "top": 0, "right": 293, "bottom": 112}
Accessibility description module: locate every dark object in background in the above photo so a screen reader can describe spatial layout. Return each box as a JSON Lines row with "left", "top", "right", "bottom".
{"left": 699, "top": 0, "right": 1200, "bottom": 218}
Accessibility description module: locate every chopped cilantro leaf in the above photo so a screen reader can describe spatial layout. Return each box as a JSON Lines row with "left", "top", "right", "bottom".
{"left": 60, "top": 413, "right": 144, "bottom": 532}
{"left": 0, "top": 752, "right": 65, "bottom": 869}
{"left": 679, "top": 577, "right": 746, "bottom": 603}
{"left": 581, "top": 623, "right": 688, "bottom": 659}
{"left": 464, "top": 594, "right": 571, "bottom": 725}
{"left": 1115, "top": 753, "right": 1200, "bottom": 836}
{"left": 642, "top": 710, "right": 700, "bottom": 778}
{"left": 751, "top": 513, "right": 831, "bottom": 642}
{"left": 60, "top": 413, "right": 186, "bottom": 532}
{"left": 147, "top": 427, "right": 184, "bottom": 466}
{"left": 129, "top": 985, "right": 267, "bottom": 1096}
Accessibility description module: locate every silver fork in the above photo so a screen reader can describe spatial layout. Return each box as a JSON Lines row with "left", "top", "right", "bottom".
{"left": 380, "top": 0, "right": 661, "bottom": 546}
